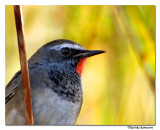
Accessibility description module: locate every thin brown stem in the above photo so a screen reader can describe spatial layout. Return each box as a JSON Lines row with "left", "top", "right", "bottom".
{"left": 14, "top": 5, "right": 34, "bottom": 125}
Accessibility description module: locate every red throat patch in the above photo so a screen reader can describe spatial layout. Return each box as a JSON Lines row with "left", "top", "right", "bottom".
{"left": 76, "top": 58, "right": 87, "bottom": 76}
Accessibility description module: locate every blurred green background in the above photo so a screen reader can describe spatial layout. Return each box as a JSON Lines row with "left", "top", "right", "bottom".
{"left": 5, "top": 5, "right": 155, "bottom": 125}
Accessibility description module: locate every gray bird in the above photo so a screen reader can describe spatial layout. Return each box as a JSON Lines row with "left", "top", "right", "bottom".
{"left": 5, "top": 39, "right": 105, "bottom": 125}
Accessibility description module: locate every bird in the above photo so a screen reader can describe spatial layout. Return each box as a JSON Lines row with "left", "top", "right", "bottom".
{"left": 5, "top": 39, "right": 105, "bottom": 125}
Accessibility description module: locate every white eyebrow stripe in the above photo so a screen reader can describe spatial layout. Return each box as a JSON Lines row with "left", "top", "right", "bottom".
{"left": 50, "top": 43, "right": 85, "bottom": 50}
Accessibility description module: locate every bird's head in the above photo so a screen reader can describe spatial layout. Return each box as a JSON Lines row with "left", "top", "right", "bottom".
{"left": 30, "top": 39, "right": 105, "bottom": 76}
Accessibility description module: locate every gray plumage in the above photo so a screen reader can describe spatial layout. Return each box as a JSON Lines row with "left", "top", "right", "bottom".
{"left": 5, "top": 39, "right": 105, "bottom": 125}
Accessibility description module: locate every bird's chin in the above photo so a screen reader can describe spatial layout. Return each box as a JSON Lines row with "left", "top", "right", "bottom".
{"left": 76, "top": 58, "right": 87, "bottom": 76}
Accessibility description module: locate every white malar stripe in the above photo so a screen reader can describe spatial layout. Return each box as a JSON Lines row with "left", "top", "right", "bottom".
{"left": 50, "top": 43, "right": 85, "bottom": 50}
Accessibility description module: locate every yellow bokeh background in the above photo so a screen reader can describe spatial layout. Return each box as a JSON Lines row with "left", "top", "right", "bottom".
{"left": 5, "top": 5, "right": 155, "bottom": 125}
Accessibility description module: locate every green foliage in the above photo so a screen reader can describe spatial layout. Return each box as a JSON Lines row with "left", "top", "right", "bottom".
{"left": 5, "top": 5, "right": 155, "bottom": 125}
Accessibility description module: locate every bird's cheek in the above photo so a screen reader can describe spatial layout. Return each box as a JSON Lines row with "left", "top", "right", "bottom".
{"left": 76, "top": 58, "right": 87, "bottom": 76}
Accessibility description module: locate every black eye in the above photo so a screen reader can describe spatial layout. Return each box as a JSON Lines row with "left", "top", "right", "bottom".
{"left": 60, "top": 47, "right": 71, "bottom": 56}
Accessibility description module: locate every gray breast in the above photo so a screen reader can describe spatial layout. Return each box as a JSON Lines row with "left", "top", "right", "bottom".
{"left": 32, "top": 87, "right": 82, "bottom": 125}
{"left": 5, "top": 85, "right": 82, "bottom": 125}
{"left": 5, "top": 64, "right": 83, "bottom": 125}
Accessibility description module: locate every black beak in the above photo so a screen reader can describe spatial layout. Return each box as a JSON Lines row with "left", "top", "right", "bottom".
{"left": 73, "top": 50, "right": 105, "bottom": 58}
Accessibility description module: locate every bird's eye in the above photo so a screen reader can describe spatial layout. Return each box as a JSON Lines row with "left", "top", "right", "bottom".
{"left": 60, "top": 47, "right": 71, "bottom": 56}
